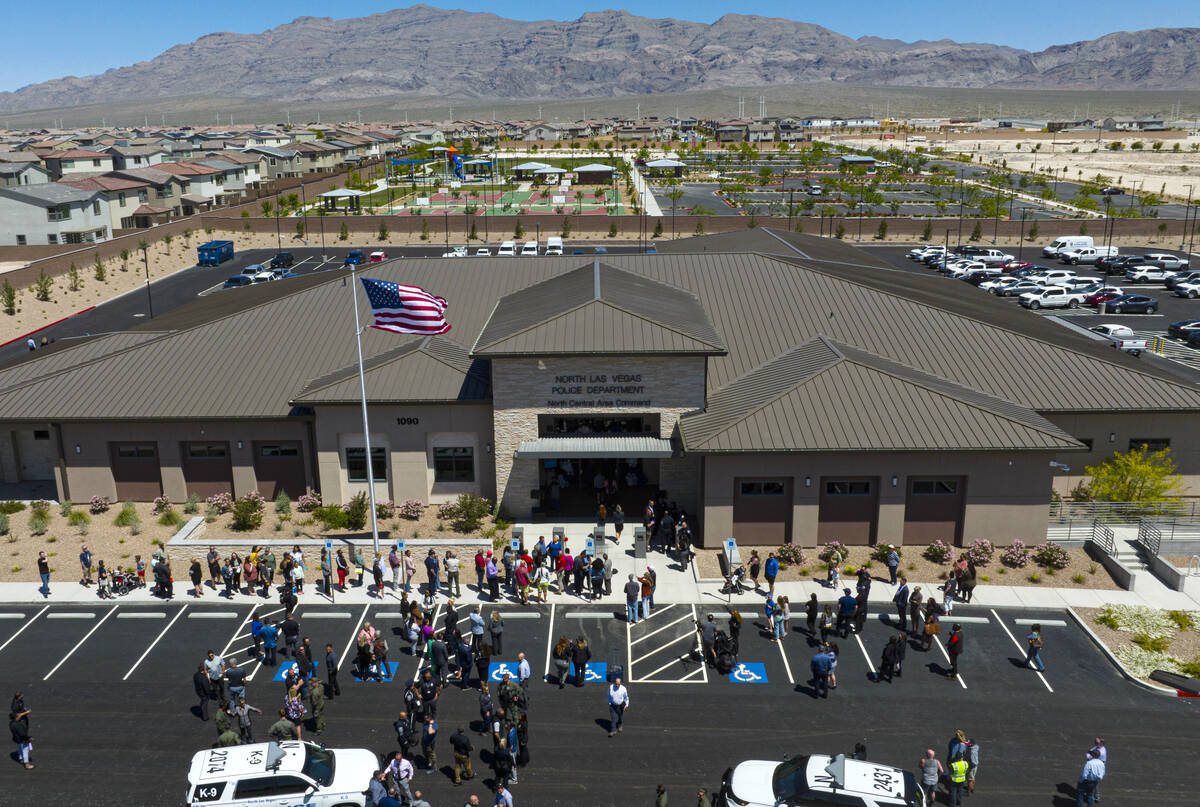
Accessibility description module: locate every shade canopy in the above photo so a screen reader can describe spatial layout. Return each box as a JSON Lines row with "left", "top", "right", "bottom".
{"left": 515, "top": 435, "right": 674, "bottom": 459}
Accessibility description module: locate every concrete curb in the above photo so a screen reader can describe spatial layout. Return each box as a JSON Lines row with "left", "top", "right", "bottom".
{"left": 1064, "top": 605, "right": 1179, "bottom": 697}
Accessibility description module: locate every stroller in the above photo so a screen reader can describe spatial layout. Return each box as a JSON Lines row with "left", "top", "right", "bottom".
{"left": 720, "top": 565, "right": 746, "bottom": 595}
{"left": 109, "top": 568, "right": 137, "bottom": 596}
{"left": 713, "top": 629, "right": 736, "bottom": 675}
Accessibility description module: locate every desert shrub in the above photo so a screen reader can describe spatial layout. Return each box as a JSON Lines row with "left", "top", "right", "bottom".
{"left": 204, "top": 505, "right": 220, "bottom": 523}
{"left": 1132, "top": 633, "right": 1171, "bottom": 653}
{"left": 230, "top": 493, "right": 265, "bottom": 531}
{"left": 67, "top": 511, "right": 90, "bottom": 528}
{"left": 342, "top": 492, "right": 370, "bottom": 531}
{"left": 1168, "top": 610, "right": 1197, "bottom": 631}
{"left": 818, "top": 541, "right": 848, "bottom": 563}
{"left": 58, "top": 500, "right": 73, "bottom": 517}
{"left": 205, "top": 492, "right": 234, "bottom": 514}
{"left": 923, "top": 540, "right": 953, "bottom": 565}
{"left": 315, "top": 504, "right": 349, "bottom": 531}
{"left": 0, "top": 501, "right": 26, "bottom": 515}
{"left": 1071, "top": 573, "right": 1086, "bottom": 584}
{"left": 274, "top": 492, "right": 291, "bottom": 516}
{"left": 871, "top": 545, "right": 899, "bottom": 563}
{"left": 399, "top": 499, "right": 424, "bottom": 520}
{"left": 965, "top": 538, "right": 994, "bottom": 566}
{"left": 0, "top": 514, "right": 8, "bottom": 535}
{"left": 28, "top": 510, "right": 49, "bottom": 535}
{"left": 1113, "top": 644, "right": 1182, "bottom": 677}
{"left": 444, "top": 493, "right": 492, "bottom": 532}
{"left": 1032, "top": 541, "right": 1070, "bottom": 570}
{"left": 1028, "top": 572, "right": 1041, "bottom": 583}
{"left": 375, "top": 500, "right": 397, "bottom": 520}
{"left": 297, "top": 491, "right": 322, "bottom": 513}
{"left": 183, "top": 494, "right": 200, "bottom": 514}
{"left": 30, "top": 500, "right": 50, "bottom": 516}
{"left": 777, "top": 545, "right": 806, "bottom": 566}
{"left": 1000, "top": 539, "right": 1030, "bottom": 568}
{"left": 88, "top": 496, "right": 110, "bottom": 514}
{"left": 436, "top": 501, "right": 457, "bottom": 520}
{"left": 113, "top": 502, "right": 140, "bottom": 529}
{"left": 152, "top": 495, "right": 171, "bottom": 514}
{"left": 1095, "top": 604, "right": 1176, "bottom": 638}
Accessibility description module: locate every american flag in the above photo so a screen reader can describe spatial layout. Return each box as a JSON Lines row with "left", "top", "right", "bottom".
{"left": 360, "top": 278, "right": 450, "bottom": 335}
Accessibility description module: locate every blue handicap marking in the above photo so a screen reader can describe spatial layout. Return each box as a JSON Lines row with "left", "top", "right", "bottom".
{"left": 272, "top": 659, "right": 321, "bottom": 682}
{"left": 583, "top": 662, "right": 606, "bottom": 682}
{"left": 489, "top": 661, "right": 520, "bottom": 682}
{"left": 353, "top": 661, "right": 398, "bottom": 683}
{"left": 729, "top": 662, "right": 767, "bottom": 684}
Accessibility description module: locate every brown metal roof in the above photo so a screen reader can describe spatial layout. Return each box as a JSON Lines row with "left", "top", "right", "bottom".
{"left": 679, "top": 337, "right": 1084, "bottom": 452}
{"left": 0, "top": 331, "right": 164, "bottom": 392}
{"left": 471, "top": 261, "right": 725, "bottom": 356}
{"left": 293, "top": 335, "right": 490, "bottom": 404}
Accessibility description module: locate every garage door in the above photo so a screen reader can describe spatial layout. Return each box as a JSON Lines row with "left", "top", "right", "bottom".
{"left": 110, "top": 443, "right": 162, "bottom": 501}
{"left": 818, "top": 477, "right": 879, "bottom": 545}
{"left": 14, "top": 429, "right": 55, "bottom": 481}
{"left": 732, "top": 477, "right": 793, "bottom": 544}
{"left": 253, "top": 442, "right": 307, "bottom": 499}
{"left": 181, "top": 442, "right": 233, "bottom": 498}
{"left": 903, "top": 477, "right": 966, "bottom": 546}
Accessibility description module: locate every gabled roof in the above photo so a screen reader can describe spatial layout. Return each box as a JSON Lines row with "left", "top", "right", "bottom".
{"left": 679, "top": 337, "right": 1084, "bottom": 453}
{"left": 293, "top": 335, "right": 489, "bottom": 404}
{"left": 60, "top": 176, "right": 148, "bottom": 192}
{"left": 471, "top": 261, "right": 726, "bottom": 357}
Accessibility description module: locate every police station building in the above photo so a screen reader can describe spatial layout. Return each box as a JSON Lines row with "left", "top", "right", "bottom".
{"left": 3, "top": 232, "right": 1199, "bottom": 548}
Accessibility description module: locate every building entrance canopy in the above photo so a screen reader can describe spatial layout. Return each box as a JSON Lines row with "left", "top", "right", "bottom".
{"left": 515, "top": 435, "right": 673, "bottom": 459}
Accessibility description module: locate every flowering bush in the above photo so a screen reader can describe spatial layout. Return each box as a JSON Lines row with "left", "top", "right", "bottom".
{"left": 872, "top": 544, "right": 900, "bottom": 562}
{"left": 399, "top": 499, "right": 424, "bottom": 520}
{"left": 230, "top": 493, "right": 264, "bottom": 531}
{"left": 1000, "top": 539, "right": 1030, "bottom": 568}
{"left": 818, "top": 541, "right": 848, "bottom": 563}
{"left": 1113, "top": 644, "right": 1183, "bottom": 678}
{"left": 152, "top": 495, "right": 171, "bottom": 514}
{"left": 1096, "top": 604, "right": 1176, "bottom": 639}
{"left": 89, "top": 495, "right": 111, "bottom": 514}
{"left": 30, "top": 499, "right": 51, "bottom": 515}
{"left": 1032, "top": 541, "right": 1070, "bottom": 570}
{"left": 297, "top": 491, "right": 322, "bottom": 513}
{"left": 375, "top": 500, "right": 397, "bottom": 520}
{"left": 205, "top": 492, "right": 234, "bottom": 514}
{"left": 437, "top": 501, "right": 457, "bottom": 520}
{"left": 923, "top": 540, "right": 954, "bottom": 565}
{"left": 777, "top": 545, "right": 806, "bottom": 566}
{"left": 965, "top": 538, "right": 994, "bottom": 566}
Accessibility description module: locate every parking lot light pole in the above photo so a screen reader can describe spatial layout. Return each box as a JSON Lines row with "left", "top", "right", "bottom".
{"left": 1017, "top": 210, "right": 1028, "bottom": 262}
{"left": 139, "top": 245, "right": 153, "bottom": 318}
{"left": 1182, "top": 185, "right": 1194, "bottom": 252}
{"left": 274, "top": 189, "right": 282, "bottom": 251}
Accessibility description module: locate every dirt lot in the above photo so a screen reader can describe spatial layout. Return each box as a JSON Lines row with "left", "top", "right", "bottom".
{"left": 1, "top": 499, "right": 499, "bottom": 583}
{"left": 694, "top": 544, "right": 1121, "bottom": 589}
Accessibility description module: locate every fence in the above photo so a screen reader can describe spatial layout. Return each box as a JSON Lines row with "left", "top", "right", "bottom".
{"left": 1049, "top": 500, "right": 1200, "bottom": 523}
{"left": 1091, "top": 522, "right": 1116, "bottom": 556}
{"left": 1045, "top": 519, "right": 1097, "bottom": 543}
{"left": 1137, "top": 517, "right": 1200, "bottom": 558}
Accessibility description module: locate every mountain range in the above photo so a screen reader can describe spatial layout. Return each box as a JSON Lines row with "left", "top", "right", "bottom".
{"left": 1, "top": 7, "right": 1198, "bottom": 113}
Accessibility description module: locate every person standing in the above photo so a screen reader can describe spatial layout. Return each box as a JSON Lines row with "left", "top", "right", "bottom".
{"left": 421, "top": 713, "right": 439, "bottom": 773}
{"left": 1086, "top": 739, "right": 1106, "bottom": 803}
{"left": 281, "top": 612, "right": 300, "bottom": 659}
{"left": 424, "top": 550, "right": 440, "bottom": 599}
{"left": 909, "top": 586, "right": 924, "bottom": 635}
{"left": 695, "top": 788, "right": 712, "bottom": 807}
{"left": 516, "top": 652, "right": 531, "bottom": 697}
{"left": 942, "top": 574, "right": 958, "bottom": 615}
{"left": 836, "top": 588, "right": 857, "bottom": 638}
{"left": 204, "top": 650, "right": 227, "bottom": 705}
{"left": 446, "top": 551, "right": 461, "bottom": 597}
{"left": 495, "top": 783, "right": 514, "bottom": 807}
{"left": 853, "top": 588, "right": 869, "bottom": 634}
{"left": 805, "top": 593, "right": 819, "bottom": 635}
{"left": 966, "top": 737, "right": 980, "bottom": 796}
{"left": 892, "top": 577, "right": 910, "bottom": 630}
{"left": 947, "top": 753, "right": 969, "bottom": 807}
{"left": 260, "top": 620, "right": 279, "bottom": 667}
{"left": 877, "top": 637, "right": 898, "bottom": 683}
{"left": 886, "top": 545, "right": 900, "bottom": 585}
{"left": 637, "top": 570, "right": 654, "bottom": 620}
{"left": 698, "top": 614, "right": 717, "bottom": 666}
{"left": 269, "top": 709, "right": 299, "bottom": 742}
{"left": 810, "top": 646, "right": 833, "bottom": 699}
{"left": 748, "top": 550, "right": 761, "bottom": 590}
{"left": 450, "top": 726, "right": 474, "bottom": 785}
{"left": 325, "top": 643, "right": 341, "bottom": 698}
{"left": 486, "top": 554, "right": 501, "bottom": 601}
{"left": 469, "top": 605, "right": 486, "bottom": 651}
{"left": 624, "top": 574, "right": 640, "bottom": 624}
{"left": 308, "top": 678, "right": 326, "bottom": 734}
{"left": 36, "top": 551, "right": 50, "bottom": 598}
{"left": 613, "top": 505, "right": 625, "bottom": 543}
{"left": 947, "top": 623, "right": 964, "bottom": 679}
{"left": 232, "top": 697, "right": 262, "bottom": 743}
{"left": 763, "top": 552, "right": 779, "bottom": 595}
{"left": 1075, "top": 748, "right": 1105, "bottom": 807}
{"left": 488, "top": 611, "right": 504, "bottom": 656}
{"left": 607, "top": 676, "right": 629, "bottom": 737}
{"left": 193, "top": 663, "right": 215, "bottom": 721}
{"left": 1026, "top": 624, "right": 1046, "bottom": 672}
{"left": 571, "top": 636, "right": 591, "bottom": 687}
{"left": 388, "top": 545, "right": 402, "bottom": 592}
{"left": 79, "top": 544, "right": 92, "bottom": 586}
{"left": 917, "top": 750, "right": 943, "bottom": 806}
{"left": 9, "top": 708, "right": 32, "bottom": 770}
{"left": 655, "top": 784, "right": 668, "bottom": 807}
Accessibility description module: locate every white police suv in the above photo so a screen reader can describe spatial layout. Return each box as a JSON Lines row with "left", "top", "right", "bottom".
{"left": 722, "top": 753, "right": 924, "bottom": 807}
{"left": 186, "top": 741, "right": 376, "bottom": 807}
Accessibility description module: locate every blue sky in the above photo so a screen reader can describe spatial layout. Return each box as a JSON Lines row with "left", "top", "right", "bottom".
{"left": 2, "top": 0, "right": 1196, "bottom": 92}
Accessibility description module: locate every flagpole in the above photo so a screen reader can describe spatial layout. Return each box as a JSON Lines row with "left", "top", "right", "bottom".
{"left": 349, "top": 267, "right": 381, "bottom": 554}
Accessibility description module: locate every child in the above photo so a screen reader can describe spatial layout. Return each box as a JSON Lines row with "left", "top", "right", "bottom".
{"left": 135, "top": 555, "right": 146, "bottom": 588}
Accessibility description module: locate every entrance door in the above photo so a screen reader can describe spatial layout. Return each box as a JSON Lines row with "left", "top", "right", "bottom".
{"left": 904, "top": 477, "right": 966, "bottom": 546}
{"left": 14, "top": 429, "right": 55, "bottom": 481}
{"left": 109, "top": 443, "right": 162, "bottom": 500}
{"left": 253, "top": 442, "right": 306, "bottom": 498}
{"left": 733, "top": 478, "right": 793, "bottom": 544}
{"left": 818, "top": 477, "right": 879, "bottom": 545}
{"left": 181, "top": 441, "right": 233, "bottom": 498}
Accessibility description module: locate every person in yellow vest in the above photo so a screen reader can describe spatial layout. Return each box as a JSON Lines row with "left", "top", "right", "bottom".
{"left": 947, "top": 753, "right": 969, "bottom": 807}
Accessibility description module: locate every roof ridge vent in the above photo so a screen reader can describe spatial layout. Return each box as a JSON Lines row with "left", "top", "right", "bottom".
{"left": 594, "top": 259, "right": 601, "bottom": 300}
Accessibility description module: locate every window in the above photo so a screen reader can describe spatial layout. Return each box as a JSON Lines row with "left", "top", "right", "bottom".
{"left": 825, "top": 481, "right": 871, "bottom": 495}
{"left": 118, "top": 192, "right": 126, "bottom": 208}
{"left": 1129, "top": 438, "right": 1170, "bottom": 453}
{"left": 46, "top": 205, "right": 70, "bottom": 222}
{"left": 434, "top": 447, "right": 474, "bottom": 483}
{"left": 32, "top": 430, "right": 49, "bottom": 441}
{"left": 62, "top": 159, "right": 74, "bottom": 168}
{"left": 46, "top": 234, "right": 57, "bottom": 244}
{"left": 911, "top": 479, "right": 959, "bottom": 495}
{"left": 93, "top": 200, "right": 101, "bottom": 215}
{"left": 346, "top": 447, "right": 387, "bottom": 482}
{"left": 187, "top": 443, "right": 227, "bottom": 458}
{"left": 260, "top": 444, "right": 299, "bottom": 457}
{"left": 138, "top": 190, "right": 148, "bottom": 203}
{"left": 115, "top": 443, "right": 156, "bottom": 458}
{"left": 92, "top": 158, "right": 101, "bottom": 167}
{"left": 232, "top": 775, "right": 309, "bottom": 799}
{"left": 15, "top": 235, "right": 25, "bottom": 246}
{"left": 739, "top": 480, "right": 787, "bottom": 496}
{"left": 158, "top": 186, "right": 173, "bottom": 198}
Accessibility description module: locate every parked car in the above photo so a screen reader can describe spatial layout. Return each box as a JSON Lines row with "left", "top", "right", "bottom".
{"left": 954, "top": 244, "right": 988, "bottom": 256}
{"left": 1026, "top": 269, "right": 1078, "bottom": 286}
{"left": 1186, "top": 331, "right": 1200, "bottom": 350}
{"left": 720, "top": 753, "right": 924, "bottom": 807}
{"left": 979, "top": 276, "right": 1019, "bottom": 292}
{"left": 344, "top": 250, "right": 365, "bottom": 265}
{"left": 1104, "top": 294, "right": 1158, "bottom": 314}
{"left": 1167, "top": 319, "right": 1200, "bottom": 339}
{"left": 1060, "top": 246, "right": 1118, "bottom": 265}
{"left": 943, "top": 260, "right": 986, "bottom": 278}
{"left": 976, "top": 248, "right": 1017, "bottom": 266}
{"left": 441, "top": 246, "right": 467, "bottom": 258}
{"left": 1060, "top": 275, "right": 1103, "bottom": 289}
{"left": 1019, "top": 286, "right": 1087, "bottom": 310}
{"left": 475, "top": 248, "right": 492, "bottom": 257}
{"left": 964, "top": 268, "right": 1003, "bottom": 286}
{"left": 1089, "top": 324, "right": 1135, "bottom": 340}
{"left": 1164, "top": 270, "right": 1200, "bottom": 290}
{"left": 1174, "top": 280, "right": 1200, "bottom": 299}
{"left": 269, "top": 252, "right": 294, "bottom": 269}
{"left": 993, "top": 279, "right": 1044, "bottom": 297}
{"left": 1100, "top": 186, "right": 1123, "bottom": 195}
{"left": 222, "top": 274, "right": 254, "bottom": 289}
{"left": 368, "top": 251, "right": 388, "bottom": 262}
{"left": 1143, "top": 252, "right": 1190, "bottom": 271}
{"left": 1001, "top": 260, "right": 1032, "bottom": 271}
{"left": 1125, "top": 265, "right": 1174, "bottom": 284}
{"left": 1084, "top": 289, "right": 1125, "bottom": 306}
{"left": 807, "top": 185, "right": 823, "bottom": 195}
{"left": 1098, "top": 255, "right": 1145, "bottom": 275}
{"left": 907, "top": 246, "right": 944, "bottom": 260}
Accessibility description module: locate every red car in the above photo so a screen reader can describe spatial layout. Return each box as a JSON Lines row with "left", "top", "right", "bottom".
{"left": 368, "top": 250, "right": 387, "bottom": 262}
{"left": 1002, "top": 261, "right": 1032, "bottom": 272}
{"left": 1085, "top": 290, "right": 1122, "bottom": 307}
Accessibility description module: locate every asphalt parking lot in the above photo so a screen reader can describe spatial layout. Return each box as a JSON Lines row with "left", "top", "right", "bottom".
{"left": 0, "top": 592, "right": 1196, "bottom": 805}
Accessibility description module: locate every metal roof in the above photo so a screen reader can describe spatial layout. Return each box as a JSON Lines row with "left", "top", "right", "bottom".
{"left": 679, "top": 337, "right": 1084, "bottom": 452}
{"left": 472, "top": 261, "right": 725, "bottom": 357}
{"left": 0, "top": 332, "right": 164, "bottom": 393}
{"left": 0, "top": 184, "right": 97, "bottom": 204}
{"left": 515, "top": 435, "right": 674, "bottom": 459}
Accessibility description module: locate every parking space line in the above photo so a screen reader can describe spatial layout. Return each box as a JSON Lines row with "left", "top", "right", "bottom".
{"left": 47, "top": 612, "right": 95, "bottom": 619}
{"left": 853, "top": 633, "right": 878, "bottom": 675}
{"left": 412, "top": 603, "right": 443, "bottom": 681}
{"left": 693, "top": 605, "right": 707, "bottom": 683}
{"left": 543, "top": 603, "right": 555, "bottom": 683}
{"left": 123, "top": 605, "right": 188, "bottom": 680}
{"left": 0, "top": 613, "right": 25, "bottom": 620}
{"left": 712, "top": 612, "right": 758, "bottom": 619}
{"left": 306, "top": 612, "right": 352, "bottom": 619}
{"left": 375, "top": 611, "right": 407, "bottom": 619}
{"left": 1015, "top": 619, "right": 1067, "bottom": 627}
{"left": 565, "top": 612, "right": 611, "bottom": 619}
{"left": 943, "top": 615, "right": 989, "bottom": 624}
{"left": 630, "top": 611, "right": 693, "bottom": 645}
{"left": 630, "top": 630, "right": 696, "bottom": 666}
{"left": 498, "top": 612, "right": 541, "bottom": 619}
{"left": 44, "top": 606, "right": 118, "bottom": 680}
{"left": 776, "top": 636, "right": 795, "bottom": 684}
{"left": 118, "top": 612, "right": 166, "bottom": 619}
{"left": 931, "top": 635, "right": 968, "bottom": 689}
{"left": 0, "top": 605, "right": 47, "bottom": 654}
{"left": 991, "top": 609, "right": 1054, "bottom": 693}
{"left": 337, "top": 604, "right": 371, "bottom": 675}
{"left": 245, "top": 606, "right": 298, "bottom": 683}
{"left": 188, "top": 612, "right": 238, "bottom": 619}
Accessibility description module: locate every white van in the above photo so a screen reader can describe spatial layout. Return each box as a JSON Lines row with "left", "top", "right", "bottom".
{"left": 1042, "top": 236, "right": 1093, "bottom": 258}
{"left": 521, "top": 240, "right": 539, "bottom": 256}
{"left": 545, "top": 236, "right": 564, "bottom": 256}
{"left": 185, "top": 741, "right": 376, "bottom": 807}
{"left": 497, "top": 240, "right": 516, "bottom": 257}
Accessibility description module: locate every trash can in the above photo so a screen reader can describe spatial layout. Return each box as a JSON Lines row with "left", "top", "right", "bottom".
{"left": 633, "top": 526, "right": 647, "bottom": 560}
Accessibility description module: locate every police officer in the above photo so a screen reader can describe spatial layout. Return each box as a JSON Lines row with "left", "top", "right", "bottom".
{"left": 450, "top": 726, "right": 474, "bottom": 785}
{"left": 309, "top": 678, "right": 326, "bottom": 734}
{"left": 948, "top": 753, "right": 969, "bottom": 806}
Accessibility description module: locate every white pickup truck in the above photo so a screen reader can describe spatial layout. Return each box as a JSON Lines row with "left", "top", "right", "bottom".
{"left": 976, "top": 248, "right": 1017, "bottom": 266}
{"left": 1018, "top": 285, "right": 1087, "bottom": 310}
{"left": 1060, "top": 246, "right": 1118, "bottom": 265}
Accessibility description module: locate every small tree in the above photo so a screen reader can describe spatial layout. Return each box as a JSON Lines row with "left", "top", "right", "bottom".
{"left": 295, "top": 220, "right": 306, "bottom": 238}
{"left": 68, "top": 263, "right": 81, "bottom": 291}
{"left": 652, "top": 219, "right": 663, "bottom": 237}
{"left": 162, "top": 234, "right": 173, "bottom": 251}
{"left": 1, "top": 280, "right": 15, "bottom": 315}
{"left": 921, "top": 220, "right": 933, "bottom": 241}
{"left": 261, "top": 200, "right": 274, "bottom": 217}
{"left": 1084, "top": 444, "right": 1184, "bottom": 504}
{"left": 561, "top": 217, "right": 571, "bottom": 238}
{"left": 834, "top": 222, "right": 845, "bottom": 239}
{"left": 1157, "top": 221, "right": 1169, "bottom": 238}
{"left": 1028, "top": 221, "right": 1040, "bottom": 241}
{"left": 468, "top": 222, "right": 478, "bottom": 241}
{"left": 695, "top": 220, "right": 706, "bottom": 235}
{"left": 378, "top": 220, "right": 389, "bottom": 241}
{"left": 874, "top": 220, "right": 888, "bottom": 240}
{"left": 34, "top": 270, "right": 53, "bottom": 301}
{"left": 514, "top": 221, "right": 524, "bottom": 239}
{"left": 1079, "top": 222, "right": 1088, "bottom": 236}
{"left": 119, "top": 248, "right": 130, "bottom": 272}
{"left": 608, "top": 222, "right": 618, "bottom": 238}
{"left": 93, "top": 254, "right": 106, "bottom": 282}
{"left": 339, "top": 221, "right": 349, "bottom": 241}
{"left": 420, "top": 219, "right": 429, "bottom": 241}
{"left": 969, "top": 221, "right": 982, "bottom": 241}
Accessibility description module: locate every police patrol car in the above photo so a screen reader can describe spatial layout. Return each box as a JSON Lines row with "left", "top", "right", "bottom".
{"left": 186, "top": 741, "right": 376, "bottom": 807}
{"left": 721, "top": 753, "right": 924, "bottom": 807}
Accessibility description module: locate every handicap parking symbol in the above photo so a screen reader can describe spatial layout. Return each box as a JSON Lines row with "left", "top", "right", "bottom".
{"left": 353, "top": 661, "right": 398, "bottom": 683}
{"left": 728, "top": 662, "right": 767, "bottom": 684}
{"left": 271, "top": 659, "right": 321, "bottom": 682}
{"left": 489, "top": 661, "right": 519, "bottom": 682}
{"left": 583, "top": 662, "right": 607, "bottom": 682}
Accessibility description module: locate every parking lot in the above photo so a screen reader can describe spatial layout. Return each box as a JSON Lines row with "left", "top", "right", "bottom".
{"left": 1, "top": 596, "right": 1196, "bottom": 805}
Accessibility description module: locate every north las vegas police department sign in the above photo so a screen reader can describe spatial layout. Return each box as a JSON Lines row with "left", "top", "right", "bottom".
{"left": 546, "top": 373, "right": 651, "bottom": 408}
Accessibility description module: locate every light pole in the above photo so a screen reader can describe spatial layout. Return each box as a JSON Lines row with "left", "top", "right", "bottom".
{"left": 444, "top": 210, "right": 449, "bottom": 251}
{"left": 1017, "top": 209, "right": 1028, "bottom": 262}
{"left": 274, "top": 188, "right": 282, "bottom": 251}
{"left": 139, "top": 245, "right": 153, "bottom": 318}
{"left": 1182, "top": 184, "right": 1194, "bottom": 251}
{"left": 992, "top": 187, "right": 1001, "bottom": 244}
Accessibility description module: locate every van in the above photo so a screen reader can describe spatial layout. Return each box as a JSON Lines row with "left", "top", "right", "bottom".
{"left": 521, "top": 241, "right": 539, "bottom": 256}
{"left": 497, "top": 240, "right": 516, "bottom": 257}
{"left": 545, "top": 236, "right": 564, "bottom": 256}
{"left": 1042, "top": 236, "right": 1093, "bottom": 258}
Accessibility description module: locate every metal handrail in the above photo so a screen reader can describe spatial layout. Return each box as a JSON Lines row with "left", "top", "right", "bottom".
{"left": 1049, "top": 500, "right": 1199, "bottom": 522}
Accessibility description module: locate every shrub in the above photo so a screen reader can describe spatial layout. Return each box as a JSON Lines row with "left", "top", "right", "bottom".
{"left": 1028, "top": 572, "right": 1041, "bottom": 583}
{"left": 375, "top": 500, "right": 397, "bottom": 520}
{"left": 436, "top": 501, "right": 457, "bottom": 520}
{"left": 297, "top": 491, "right": 322, "bottom": 513}
{"left": 965, "top": 538, "right": 994, "bottom": 566}
{"left": 1132, "top": 633, "right": 1171, "bottom": 653}
{"left": 343, "top": 492, "right": 370, "bottom": 530}
{"left": 0, "top": 513, "right": 7, "bottom": 535}
{"left": 871, "top": 545, "right": 898, "bottom": 562}
{"left": 777, "top": 544, "right": 806, "bottom": 566}
{"left": 113, "top": 502, "right": 140, "bottom": 529}
{"left": 27, "top": 509, "right": 50, "bottom": 534}
{"left": 88, "top": 496, "right": 110, "bottom": 514}
{"left": 1000, "top": 539, "right": 1030, "bottom": 568}
{"left": 0, "top": 501, "right": 26, "bottom": 515}
{"left": 205, "top": 492, "right": 234, "bottom": 514}
{"left": 231, "top": 494, "right": 265, "bottom": 531}
{"left": 315, "top": 505, "right": 349, "bottom": 530}
{"left": 1071, "top": 573, "right": 1086, "bottom": 584}
{"left": 183, "top": 494, "right": 200, "bottom": 514}
{"left": 204, "top": 505, "right": 219, "bottom": 523}
{"left": 1032, "top": 541, "right": 1070, "bottom": 570}
{"left": 67, "top": 511, "right": 90, "bottom": 528}
{"left": 446, "top": 493, "right": 492, "bottom": 532}
{"left": 158, "top": 509, "right": 185, "bottom": 528}
{"left": 152, "top": 495, "right": 171, "bottom": 514}
{"left": 1095, "top": 604, "right": 1176, "bottom": 638}
{"left": 1113, "top": 644, "right": 1182, "bottom": 677}
{"left": 59, "top": 500, "right": 73, "bottom": 517}
{"left": 399, "top": 499, "right": 424, "bottom": 520}
{"left": 30, "top": 500, "right": 50, "bottom": 516}
{"left": 274, "top": 492, "right": 291, "bottom": 515}
{"left": 923, "top": 540, "right": 954, "bottom": 565}
{"left": 818, "top": 541, "right": 848, "bottom": 563}
{"left": 1168, "top": 610, "right": 1196, "bottom": 631}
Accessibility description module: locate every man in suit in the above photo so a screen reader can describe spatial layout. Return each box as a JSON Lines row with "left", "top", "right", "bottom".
{"left": 325, "top": 643, "right": 341, "bottom": 698}
{"left": 193, "top": 663, "right": 215, "bottom": 721}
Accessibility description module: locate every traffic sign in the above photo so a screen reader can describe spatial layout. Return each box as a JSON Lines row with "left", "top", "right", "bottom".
{"left": 728, "top": 662, "right": 767, "bottom": 684}
{"left": 585, "top": 537, "right": 595, "bottom": 555}
{"left": 394, "top": 540, "right": 405, "bottom": 554}
{"left": 324, "top": 540, "right": 332, "bottom": 553}
{"left": 724, "top": 537, "right": 742, "bottom": 565}
{"left": 510, "top": 537, "right": 521, "bottom": 553}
